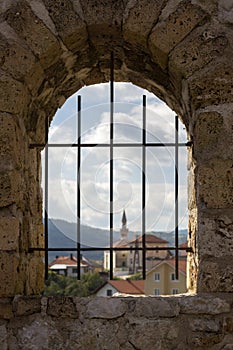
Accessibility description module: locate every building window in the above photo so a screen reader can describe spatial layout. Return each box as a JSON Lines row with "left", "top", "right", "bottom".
{"left": 107, "top": 289, "right": 112, "bottom": 296}
{"left": 171, "top": 273, "right": 179, "bottom": 281}
{"left": 172, "top": 288, "right": 179, "bottom": 295}
{"left": 72, "top": 268, "right": 78, "bottom": 274}
{"left": 154, "top": 273, "right": 160, "bottom": 281}
{"left": 154, "top": 288, "right": 160, "bottom": 295}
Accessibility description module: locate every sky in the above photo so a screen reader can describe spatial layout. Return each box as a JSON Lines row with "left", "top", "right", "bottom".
{"left": 42, "top": 82, "right": 188, "bottom": 234}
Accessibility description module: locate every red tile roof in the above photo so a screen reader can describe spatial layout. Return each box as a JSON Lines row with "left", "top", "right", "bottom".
{"left": 108, "top": 280, "right": 144, "bottom": 294}
{"left": 129, "top": 234, "right": 168, "bottom": 244}
{"left": 179, "top": 241, "right": 188, "bottom": 248}
{"left": 49, "top": 255, "right": 94, "bottom": 267}
{"left": 167, "top": 258, "right": 187, "bottom": 274}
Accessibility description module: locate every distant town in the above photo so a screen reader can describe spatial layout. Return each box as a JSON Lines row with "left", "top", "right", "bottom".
{"left": 45, "top": 212, "right": 188, "bottom": 297}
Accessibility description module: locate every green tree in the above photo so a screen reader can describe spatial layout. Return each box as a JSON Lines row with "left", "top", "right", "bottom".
{"left": 43, "top": 271, "right": 103, "bottom": 297}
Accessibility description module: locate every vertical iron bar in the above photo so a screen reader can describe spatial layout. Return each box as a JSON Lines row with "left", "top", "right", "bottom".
{"left": 44, "top": 116, "right": 49, "bottom": 280}
{"left": 77, "top": 95, "right": 81, "bottom": 279}
{"left": 142, "top": 95, "right": 146, "bottom": 280}
{"left": 110, "top": 52, "right": 114, "bottom": 280}
{"left": 175, "top": 115, "right": 179, "bottom": 280}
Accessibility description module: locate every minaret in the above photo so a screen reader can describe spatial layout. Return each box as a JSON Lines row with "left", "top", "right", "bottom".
{"left": 120, "top": 210, "right": 128, "bottom": 241}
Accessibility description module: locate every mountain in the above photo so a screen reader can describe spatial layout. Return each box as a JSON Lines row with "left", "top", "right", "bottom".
{"left": 47, "top": 219, "right": 188, "bottom": 262}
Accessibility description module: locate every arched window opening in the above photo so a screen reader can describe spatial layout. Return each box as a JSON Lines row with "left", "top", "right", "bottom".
{"left": 30, "top": 59, "right": 191, "bottom": 296}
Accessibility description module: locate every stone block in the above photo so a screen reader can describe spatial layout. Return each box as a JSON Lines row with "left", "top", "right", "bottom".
{"left": 0, "top": 21, "right": 36, "bottom": 81}
{"left": 189, "top": 317, "right": 221, "bottom": 332}
{"left": 179, "top": 295, "right": 231, "bottom": 314}
{"left": 86, "top": 298, "right": 126, "bottom": 319}
{"left": 43, "top": 0, "right": 88, "bottom": 52}
{"left": 223, "top": 317, "right": 233, "bottom": 333}
{"left": 132, "top": 297, "right": 180, "bottom": 318}
{"left": 169, "top": 25, "right": 228, "bottom": 79}
{"left": 128, "top": 319, "right": 179, "bottom": 350}
{"left": 0, "top": 71, "right": 30, "bottom": 114}
{"left": 0, "top": 298, "right": 13, "bottom": 319}
{"left": 5, "top": 2, "right": 62, "bottom": 69}
{"left": 0, "top": 217, "right": 19, "bottom": 251}
{"left": 149, "top": 2, "right": 206, "bottom": 68}
{"left": 0, "top": 171, "right": 21, "bottom": 208}
{"left": 188, "top": 332, "right": 224, "bottom": 347}
{"left": 0, "top": 324, "right": 7, "bottom": 350}
{"left": 27, "top": 255, "right": 44, "bottom": 295}
{"left": 47, "top": 297, "right": 78, "bottom": 318}
{"left": 197, "top": 159, "right": 233, "bottom": 209}
{"left": 197, "top": 257, "right": 233, "bottom": 292}
{"left": 123, "top": 0, "right": 166, "bottom": 48}
{"left": 0, "top": 252, "right": 20, "bottom": 297}
{"left": 194, "top": 111, "right": 224, "bottom": 158}
{"left": 197, "top": 212, "right": 233, "bottom": 258}
{"left": 12, "top": 296, "right": 41, "bottom": 316}
{"left": 79, "top": 0, "right": 124, "bottom": 51}
{"left": 188, "top": 59, "right": 233, "bottom": 109}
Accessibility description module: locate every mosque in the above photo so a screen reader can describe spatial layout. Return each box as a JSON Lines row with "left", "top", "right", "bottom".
{"left": 104, "top": 211, "right": 171, "bottom": 277}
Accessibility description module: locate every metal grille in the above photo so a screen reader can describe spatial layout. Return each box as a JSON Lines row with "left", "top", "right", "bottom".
{"left": 30, "top": 52, "right": 193, "bottom": 281}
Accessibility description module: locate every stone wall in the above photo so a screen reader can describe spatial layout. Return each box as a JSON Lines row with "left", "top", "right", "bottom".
{"left": 0, "top": 0, "right": 233, "bottom": 348}
{"left": 0, "top": 294, "right": 233, "bottom": 349}
{"left": 0, "top": 0, "right": 232, "bottom": 297}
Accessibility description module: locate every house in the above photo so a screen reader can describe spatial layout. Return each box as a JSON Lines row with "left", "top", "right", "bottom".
{"left": 104, "top": 211, "right": 170, "bottom": 277}
{"left": 145, "top": 258, "right": 187, "bottom": 295}
{"left": 49, "top": 254, "right": 100, "bottom": 277}
{"left": 95, "top": 279, "right": 145, "bottom": 297}
{"left": 128, "top": 234, "right": 170, "bottom": 273}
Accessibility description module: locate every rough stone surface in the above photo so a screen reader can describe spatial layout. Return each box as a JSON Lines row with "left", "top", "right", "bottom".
{"left": 86, "top": 298, "right": 126, "bottom": 319}
{"left": 0, "top": 295, "right": 232, "bottom": 349}
{"left": 0, "top": 217, "right": 19, "bottom": 251}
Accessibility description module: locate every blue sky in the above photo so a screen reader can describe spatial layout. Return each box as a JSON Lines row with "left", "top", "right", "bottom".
{"left": 42, "top": 82, "right": 188, "bottom": 233}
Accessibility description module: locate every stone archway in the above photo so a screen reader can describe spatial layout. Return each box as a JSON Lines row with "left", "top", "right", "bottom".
{"left": 0, "top": 0, "right": 233, "bottom": 297}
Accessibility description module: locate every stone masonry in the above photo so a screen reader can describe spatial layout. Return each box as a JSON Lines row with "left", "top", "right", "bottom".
{"left": 0, "top": 0, "right": 233, "bottom": 348}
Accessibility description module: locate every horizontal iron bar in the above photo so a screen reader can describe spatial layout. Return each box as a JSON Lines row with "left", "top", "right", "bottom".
{"left": 29, "top": 141, "right": 192, "bottom": 148}
{"left": 29, "top": 246, "right": 193, "bottom": 252}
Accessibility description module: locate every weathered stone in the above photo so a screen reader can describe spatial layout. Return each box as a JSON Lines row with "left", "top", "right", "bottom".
{"left": 218, "top": 0, "right": 233, "bottom": 24}
{"left": 27, "top": 255, "right": 44, "bottom": 295}
{"left": 131, "top": 297, "right": 180, "bottom": 318}
{"left": 0, "top": 324, "right": 8, "bottom": 350}
{"left": 0, "top": 71, "right": 30, "bottom": 115}
{"left": 189, "top": 317, "right": 221, "bottom": 332}
{"left": 123, "top": 0, "right": 166, "bottom": 48}
{"left": 0, "top": 298, "right": 13, "bottom": 319}
{"left": 193, "top": 112, "right": 224, "bottom": 158}
{"left": 169, "top": 25, "right": 228, "bottom": 79}
{"left": 149, "top": 1, "right": 207, "bottom": 68}
{"left": 128, "top": 319, "right": 179, "bottom": 350}
{"left": 188, "top": 332, "right": 224, "bottom": 347}
{"left": 0, "top": 217, "right": 19, "bottom": 251}
{"left": 197, "top": 159, "right": 233, "bottom": 209}
{"left": 43, "top": 0, "right": 88, "bottom": 52}
{"left": 188, "top": 60, "right": 233, "bottom": 109}
{"left": 47, "top": 297, "right": 79, "bottom": 318}
{"left": 198, "top": 258, "right": 233, "bottom": 292}
{"left": 87, "top": 298, "right": 126, "bottom": 319}
{"left": 197, "top": 212, "right": 233, "bottom": 258}
{"left": 13, "top": 296, "right": 41, "bottom": 316}
{"left": 223, "top": 317, "right": 233, "bottom": 333}
{"left": 179, "top": 295, "right": 231, "bottom": 314}
{"left": 5, "top": 1, "right": 62, "bottom": 69}
{"left": 0, "top": 252, "right": 20, "bottom": 297}
{"left": 0, "top": 21, "right": 37, "bottom": 81}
